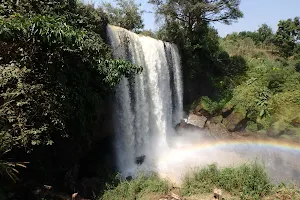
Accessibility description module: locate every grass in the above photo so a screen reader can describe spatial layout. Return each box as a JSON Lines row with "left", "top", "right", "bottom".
{"left": 100, "top": 173, "right": 171, "bottom": 200}
{"left": 181, "top": 163, "right": 273, "bottom": 199}
{"left": 99, "top": 163, "right": 300, "bottom": 200}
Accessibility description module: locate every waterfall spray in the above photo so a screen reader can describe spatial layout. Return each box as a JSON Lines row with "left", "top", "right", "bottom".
{"left": 107, "top": 25, "right": 183, "bottom": 176}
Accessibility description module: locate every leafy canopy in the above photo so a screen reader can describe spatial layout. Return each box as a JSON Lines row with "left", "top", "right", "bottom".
{"left": 0, "top": 0, "right": 142, "bottom": 160}
{"left": 149, "top": 0, "right": 243, "bottom": 29}
{"left": 274, "top": 17, "right": 300, "bottom": 57}
{"left": 102, "top": 0, "right": 144, "bottom": 32}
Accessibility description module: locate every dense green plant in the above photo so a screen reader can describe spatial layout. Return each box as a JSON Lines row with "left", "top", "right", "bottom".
{"left": 0, "top": 14, "right": 141, "bottom": 152}
{"left": 102, "top": 0, "right": 144, "bottom": 32}
{"left": 274, "top": 17, "right": 300, "bottom": 57}
{"left": 232, "top": 24, "right": 274, "bottom": 45}
{"left": 0, "top": 0, "right": 143, "bottom": 188}
{"left": 150, "top": 0, "right": 245, "bottom": 104}
{"left": 100, "top": 174, "right": 170, "bottom": 200}
{"left": 200, "top": 96, "right": 230, "bottom": 115}
{"left": 0, "top": 150, "right": 27, "bottom": 183}
{"left": 181, "top": 163, "right": 273, "bottom": 199}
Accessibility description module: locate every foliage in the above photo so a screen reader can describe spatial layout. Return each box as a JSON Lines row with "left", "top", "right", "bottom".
{"left": 100, "top": 174, "right": 170, "bottom": 200}
{"left": 0, "top": 14, "right": 141, "bottom": 153}
{"left": 139, "top": 29, "right": 156, "bottom": 38}
{"left": 232, "top": 24, "right": 274, "bottom": 45}
{"left": 220, "top": 34, "right": 300, "bottom": 132}
{"left": 274, "top": 17, "right": 300, "bottom": 57}
{"left": 0, "top": 0, "right": 142, "bottom": 187}
{"left": 150, "top": 0, "right": 243, "bottom": 26}
{"left": 0, "top": 154, "right": 27, "bottom": 183}
{"left": 150, "top": 0, "right": 244, "bottom": 105}
{"left": 181, "top": 163, "right": 273, "bottom": 199}
{"left": 257, "top": 23, "right": 274, "bottom": 45}
{"left": 200, "top": 96, "right": 230, "bottom": 115}
{"left": 102, "top": 0, "right": 144, "bottom": 32}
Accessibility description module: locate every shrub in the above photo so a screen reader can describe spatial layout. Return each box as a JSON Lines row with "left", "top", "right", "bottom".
{"left": 181, "top": 163, "right": 273, "bottom": 199}
{"left": 100, "top": 174, "right": 170, "bottom": 200}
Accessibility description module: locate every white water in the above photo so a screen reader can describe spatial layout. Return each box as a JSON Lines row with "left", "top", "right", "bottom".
{"left": 107, "top": 25, "right": 183, "bottom": 176}
{"left": 107, "top": 25, "right": 300, "bottom": 186}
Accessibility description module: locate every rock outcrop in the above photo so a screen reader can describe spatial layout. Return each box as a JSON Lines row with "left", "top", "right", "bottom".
{"left": 222, "top": 112, "right": 245, "bottom": 131}
{"left": 187, "top": 114, "right": 207, "bottom": 129}
{"left": 210, "top": 115, "right": 223, "bottom": 124}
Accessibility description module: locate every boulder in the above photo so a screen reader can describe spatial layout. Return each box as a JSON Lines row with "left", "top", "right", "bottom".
{"left": 174, "top": 120, "right": 203, "bottom": 134}
{"left": 222, "top": 112, "right": 245, "bottom": 132}
{"left": 193, "top": 101, "right": 211, "bottom": 117}
{"left": 291, "top": 117, "right": 300, "bottom": 127}
{"left": 206, "top": 123, "right": 229, "bottom": 139}
{"left": 210, "top": 115, "right": 223, "bottom": 124}
{"left": 187, "top": 114, "right": 207, "bottom": 129}
{"left": 175, "top": 120, "right": 187, "bottom": 131}
{"left": 221, "top": 104, "right": 233, "bottom": 118}
{"left": 135, "top": 155, "right": 146, "bottom": 165}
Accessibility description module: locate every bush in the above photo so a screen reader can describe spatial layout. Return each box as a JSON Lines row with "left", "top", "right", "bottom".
{"left": 0, "top": 0, "right": 142, "bottom": 185}
{"left": 181, "top": 163, "right": 273, "bottom": 199}
{"left": 100, "top": 174, "right": 170, "bottom": 200}
{"left": 268, "top": 70, "right": 286, "bottom": 93}
{"left": 201, "top": 96, "right": 230, "bottom": 115}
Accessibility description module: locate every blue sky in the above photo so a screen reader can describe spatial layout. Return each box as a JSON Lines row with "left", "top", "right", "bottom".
{"left": 85, "top": 0, "right": 300, "bottom": 37}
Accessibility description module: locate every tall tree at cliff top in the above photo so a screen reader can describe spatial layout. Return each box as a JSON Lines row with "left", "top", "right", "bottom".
{"left": 150, "top": 0, "right": 242, "bottom": 28}
{"left": 274, "top": 17, "right": 300, "bottom": 58}
{"left": 102, "top": 0, "right": 144, "bottom": 32}
{"left": 149, "top": 0, "right": 243, "bottom": 101}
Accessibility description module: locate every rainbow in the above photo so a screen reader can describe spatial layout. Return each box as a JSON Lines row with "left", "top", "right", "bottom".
{"left": 176, "top": 138, "right": 300, "bottom": 153}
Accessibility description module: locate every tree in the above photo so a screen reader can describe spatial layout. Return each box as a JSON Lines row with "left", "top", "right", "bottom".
{"left": 149, "top": 0, "right": 243, "bottom": 31}
{"left": 0, "top": 0, "right": 142, "bottom": 191}
{"left": 274, "top": 17, "right": 300, "bottom": 57}
{"left": 257, "top": 23, "right": 273, "bottom": 45}
{"left": 102, "top": 0, "right": 144, "bottom": 31}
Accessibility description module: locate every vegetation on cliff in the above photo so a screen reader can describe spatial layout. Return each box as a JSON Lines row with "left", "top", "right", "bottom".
{"left": 149, "top": 0, "right": 300, "bottom": 137}
{"left": 0, "top": 0, "right": 142, "bottom": 197}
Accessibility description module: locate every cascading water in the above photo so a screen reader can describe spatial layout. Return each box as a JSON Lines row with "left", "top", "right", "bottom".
{"left": 106, "top": 25, "right": 300, "bottom": 186}
{"left": 107, "top": 25, "right": 183, "bottom": 176}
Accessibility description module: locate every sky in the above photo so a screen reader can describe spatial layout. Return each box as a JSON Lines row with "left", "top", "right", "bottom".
{"left": 85, "top": 0, "right": 300, "bottom": 37}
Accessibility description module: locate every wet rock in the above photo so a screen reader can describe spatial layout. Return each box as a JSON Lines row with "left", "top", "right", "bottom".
{"left": 222, "top": 112, "right": 245, "bottom": 132}
{"left": 206, "top": 122, "right": 229, "bottom": 139}
{"left": 175, "top": 120, "right": 187, "bottom": 131}
{"left": 135, "top": 155, "right": 146, "bottom": 165}
{"left": 187, "top": 114, "right": 207, "bottom": 129}
{"left": 221, "top": 104, "right": 233, "bottom": 118}
{"left": 210, "top": 115, "right": 223, "bottom": 124}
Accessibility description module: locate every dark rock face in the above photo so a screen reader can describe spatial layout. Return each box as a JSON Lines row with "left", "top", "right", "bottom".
{"left": 175, "top": 120, "right": 187, "bottom": 131}
{"left": 175, "top": 119, "right": 204, "bottom": 133}
{"left": 135, "top": 155, "right": 146, "bottom": 165}
{"left": 222, "top": 112, "right": 245, "bottom": 132}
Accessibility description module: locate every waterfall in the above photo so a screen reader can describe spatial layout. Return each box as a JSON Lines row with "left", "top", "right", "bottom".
{"left": 107, "top": 25, "right": 183, "bottom": 176}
